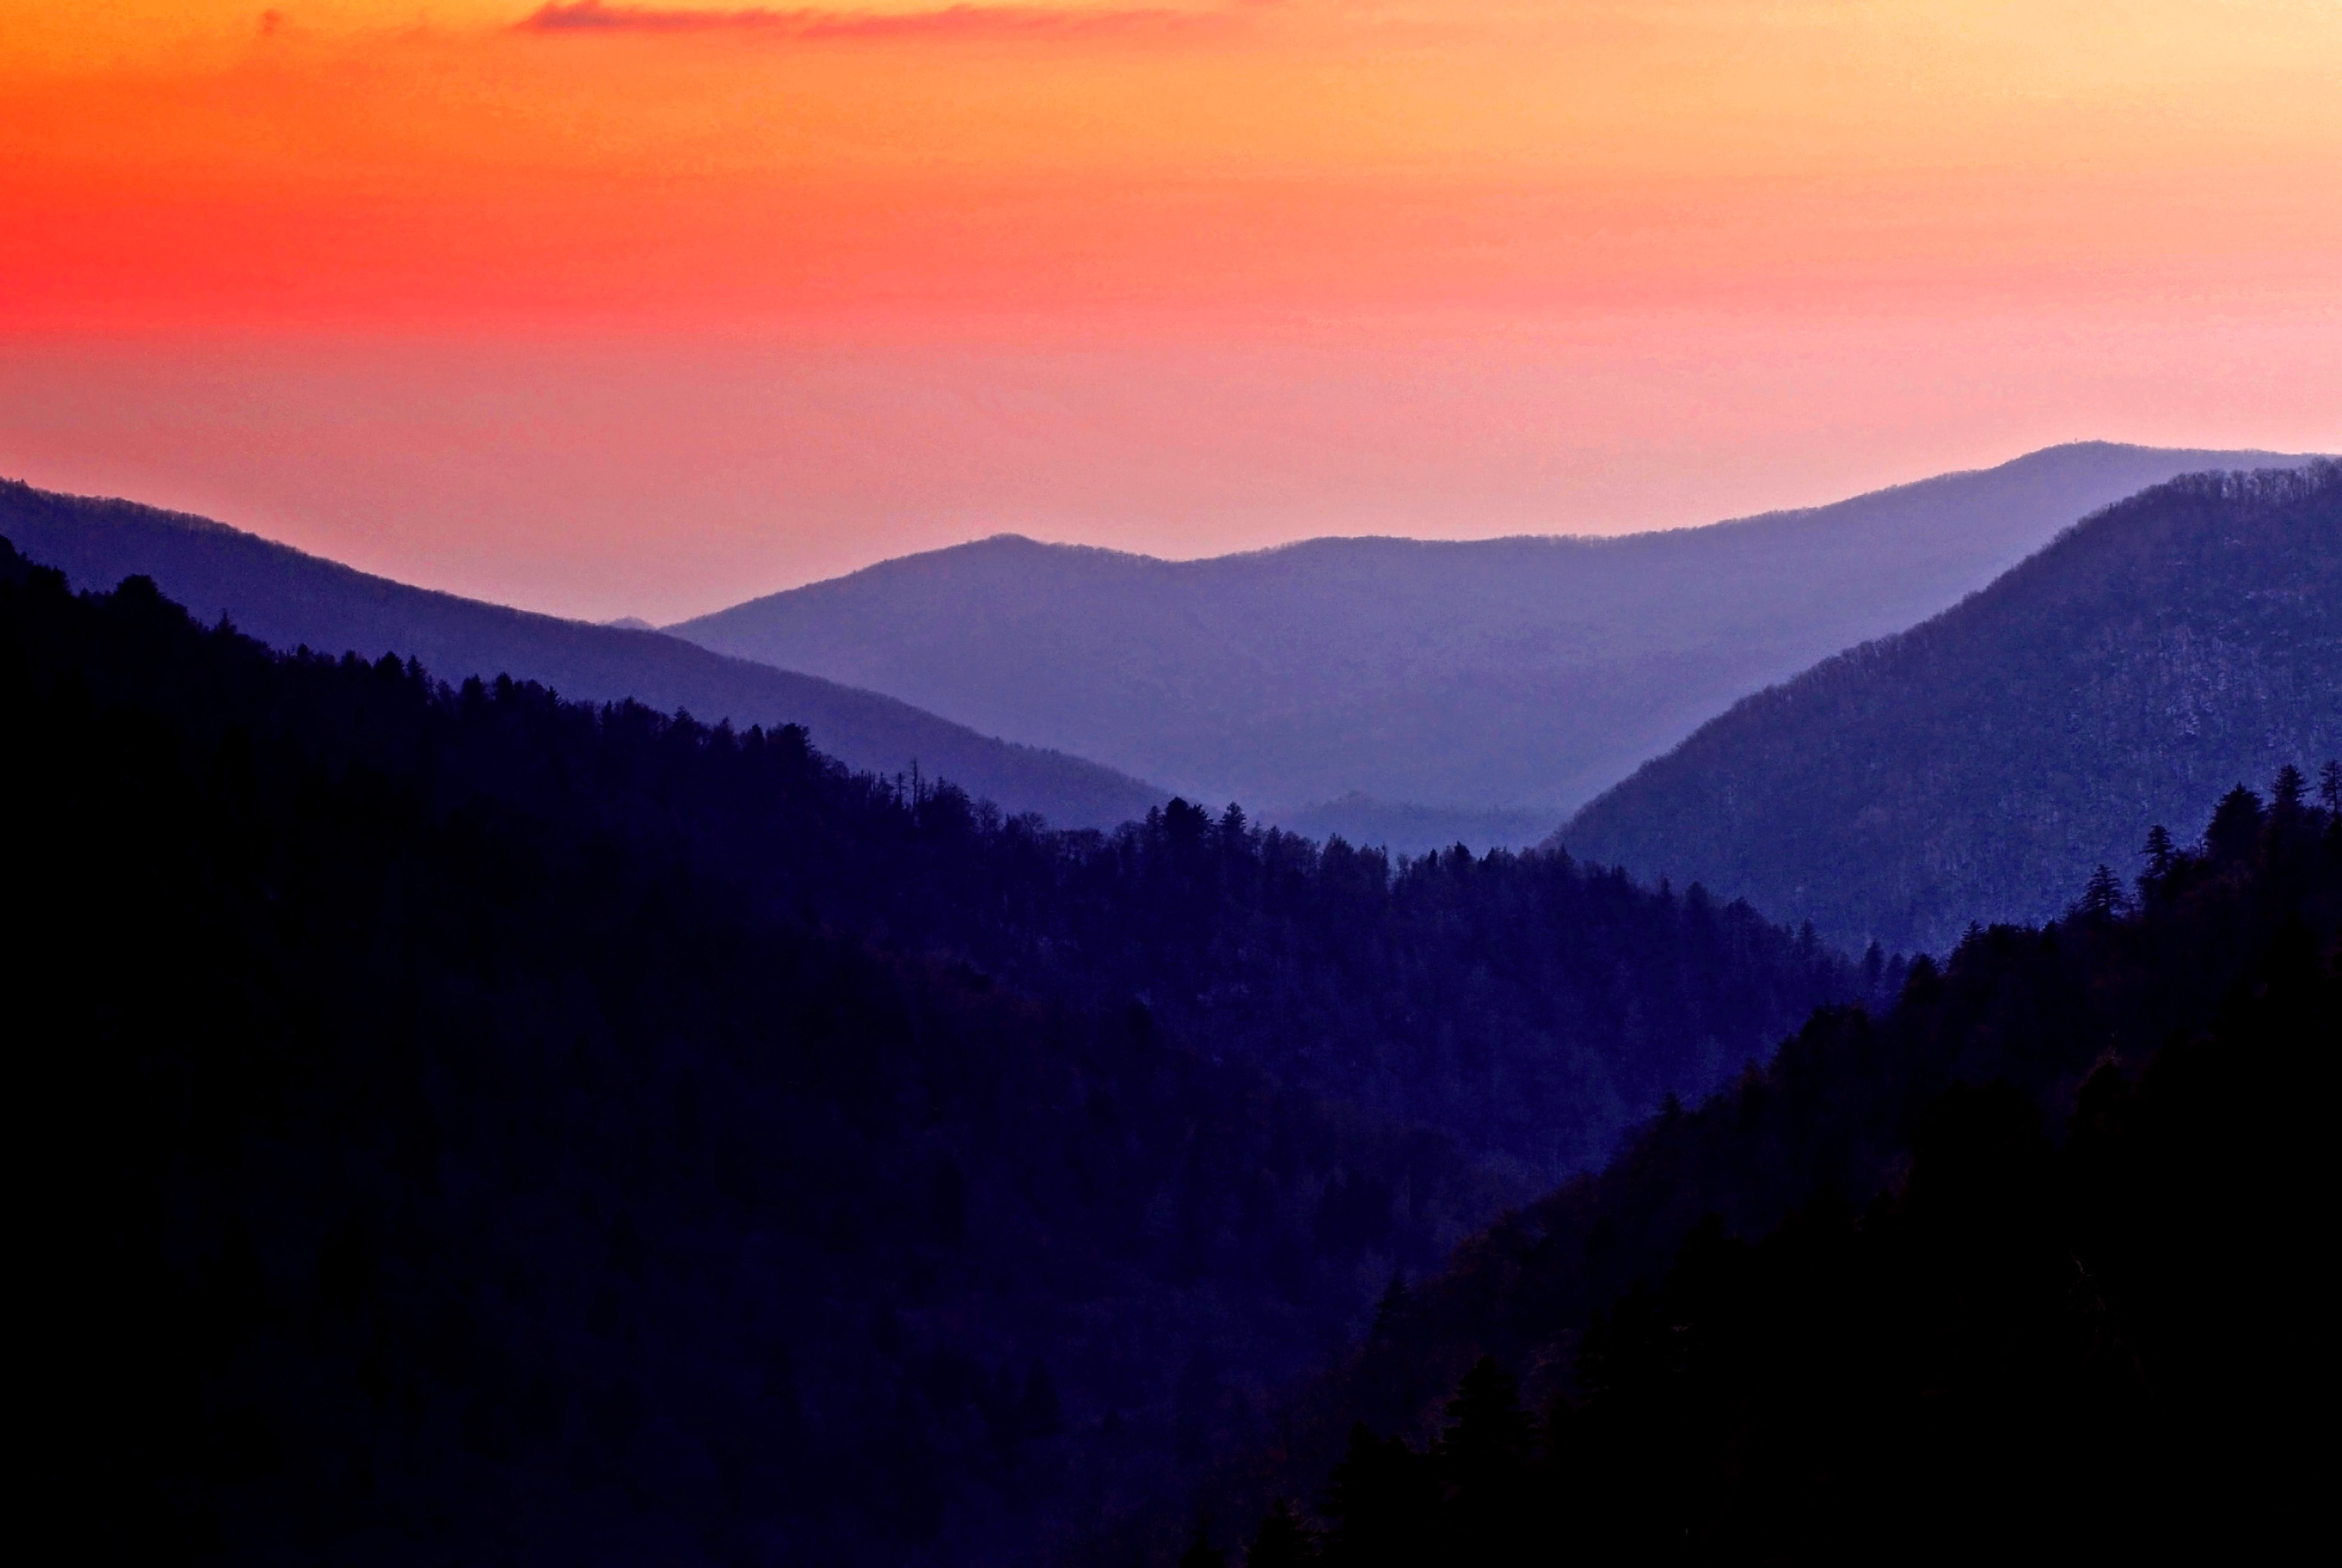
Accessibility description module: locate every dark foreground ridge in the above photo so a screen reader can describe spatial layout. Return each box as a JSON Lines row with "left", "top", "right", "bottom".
{"left": 2, "top": 542, "right": 1855, "bottom": 1564}
{"left": 1175, "top": 770, "right": 2340, "bottom": 1566}
{"left": 0, "top": 476, "right": 1166, "bottom": 828}
{"left": 1562, "top": 460, "right": 2342, "bottom": 954}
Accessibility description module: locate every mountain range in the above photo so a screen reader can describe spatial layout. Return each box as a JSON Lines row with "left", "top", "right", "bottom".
{"left": 14, "top": 444, "right": 2337, "bottom": 1567}
{"left": 5, "top": 543, "right": 1855, "bottom": 1565}
{"left": 667, "top": 443, "right": 2308, "bottom": 847}
{"left": 1562, "top": 461, "right": 2342, "bottom": 954}
{"left": 12, "top": 443, "right": 2319, "bottom": 865}
{"left": 0, "top": 479, "right": 1162, "bottom": 828}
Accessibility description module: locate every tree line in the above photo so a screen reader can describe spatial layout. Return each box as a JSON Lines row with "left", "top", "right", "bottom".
{"left": 1, "top": 541, "right": 1861, "bottom": 1565}
{"left": 1180, "top": 769, "right": 2339, "bottom": 1564}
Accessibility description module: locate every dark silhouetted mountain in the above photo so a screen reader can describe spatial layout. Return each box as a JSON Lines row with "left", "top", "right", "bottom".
{"left": 665, "top": 443, "right": 2311, "bottom": 842}
{"left": 4, "top": 543, "right": 1855, "bottom": 1566}
{"left": 1173, "top": 774, "right": 2340, "bottom": 1566}
{"left": 1561, "top": 462, "right": 2342, "bottom": 954}
{"left": 0, "top": 477, "right": 1163, "bottom": 828}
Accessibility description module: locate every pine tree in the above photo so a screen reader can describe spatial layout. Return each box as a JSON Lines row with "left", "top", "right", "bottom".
{"left": 1437, "top": 1356, "right": 1535, "bottom": 1557}
{"left": 1321, "top": 1424, "right": 1439, "bottom": 1568}
{"left": 2075, "top": 865, "right": 2126, "bottom": 923}
{"left": 1245, "top": 1500, "right": 1318, "bottom": 1568}
{"left": 2205, "top": 784, "right": 2265, "bottom": 861}
{"left": 2272, "top": 763, "right": 2307, "bottom": 815}
{"left": 1438, "top": 1357, "right": 1534, "bottom": 1495}
{"left": 1179, "top": 1519, "right": 1228, "bottom": 1568}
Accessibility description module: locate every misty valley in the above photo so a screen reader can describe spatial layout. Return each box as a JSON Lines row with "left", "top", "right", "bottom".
{"left": 5, "top": 456, "right": 2338, "bottom": 1566}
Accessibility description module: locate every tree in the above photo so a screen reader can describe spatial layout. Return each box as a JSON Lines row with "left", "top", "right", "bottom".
{"left": 2142, "top": 825, "right": 2177, "bottom": 884}
{"left": 1439, "top": 1357, "right": 1533, "bottom": 1494}
{"left": 2321, "top": 761, "right": 2342, "bottom": 814}
{"left": 2205, "top": 784, "right": 2264, "bottom": 861}
{"left": 1437, "top": 1356, "right": 1535, "bottom": 1557}
{"left": 2074, "top": 865, "right": 2126, "bottom": 923}
{"left": 1179, "top": 1520, "right": 1228, "bottom": 1568}
{"left": 1321, "top": 1424, "right": 1439, "bottom": 1568}
{"left": 1246, "top": 1500, "right": 1318, "bottom": 1568}
{"left": 2271, "top": 763, "right": 2307, "bottom": 816}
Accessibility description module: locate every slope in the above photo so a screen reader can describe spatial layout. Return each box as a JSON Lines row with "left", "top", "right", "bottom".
{"left": 2, "top": 545, "right": 1859, "bottom": 1566}
{"left": 0, "top": 477, "right": 1163, "bottom": 828}
{"left": 1169, "top": 775, "right": 2342, "bottom": 1567}
{"left": 667, "top": 443, "right": 2310, "bottom": 842}
{"left": 1561, "top": 462, "right": 2342, "bottom": 954}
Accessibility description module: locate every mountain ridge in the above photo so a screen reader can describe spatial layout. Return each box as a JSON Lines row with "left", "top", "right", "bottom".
{"left": 666, "top": 442, "right": 2319, "bottom": 845}
{"left": 5, "top": 542, "right": 1862, "bottom": 1564}
{"left": 1560, "top": 460, "right": 2342, "bottom": 954}
{"left": 1163, "top": 779, "right": 2340, "bottom": 1567}
{"left": 0, "top": 478, "right": 1165, "bottom": 828}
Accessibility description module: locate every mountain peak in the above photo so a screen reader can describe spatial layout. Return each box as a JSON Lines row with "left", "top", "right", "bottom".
{"left": 666, "top": 444, "right": 2323, "bottom": 819}
{"left": 1562, "top": 460, "right": 2342, "bottom": 952}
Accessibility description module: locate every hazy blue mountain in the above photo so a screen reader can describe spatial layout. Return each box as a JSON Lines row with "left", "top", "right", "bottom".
{"left": 1270, "top": 796, "right": 1564, "bottom": 858}
{"left": 667, "top": 443, "right": 2314, "bottom": 846}
{"left": 1561, "top": 462, "right": 2342, "bottom": 954}
{"left": 0, "top": 479, "right": 1163, "bottom": 828}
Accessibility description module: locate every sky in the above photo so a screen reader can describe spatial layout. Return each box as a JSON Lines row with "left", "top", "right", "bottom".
{"left": 3, "top": 0, "right": 2338, "bottom": 623}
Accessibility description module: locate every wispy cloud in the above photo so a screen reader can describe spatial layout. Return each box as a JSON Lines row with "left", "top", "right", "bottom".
{"left": 516, "top": 2, "right": 1227, "bottom": 41}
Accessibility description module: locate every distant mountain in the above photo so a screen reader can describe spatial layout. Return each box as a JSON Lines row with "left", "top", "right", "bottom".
{"left": 1561, "top": 462, "right": 2342, "bottom": 954}
{"left": 0, "top": 479, "right": 1163, "bottom": 828}
{"left": 1270, "top": 796, "right": 1564, "bottom": 858}
{"left": 667, "top": 443, "right": 2314, "bottom": 842}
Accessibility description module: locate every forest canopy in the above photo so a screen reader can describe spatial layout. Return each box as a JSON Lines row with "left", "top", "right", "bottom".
{"left": 1184, "top": 766, "right": 2340, "bottom": 1565}
{"left": 1, "top": 540, "right": 1858, "bottom": 1565}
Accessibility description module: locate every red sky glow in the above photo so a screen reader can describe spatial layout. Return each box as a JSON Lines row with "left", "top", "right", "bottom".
{"left": 2, "top": 1, "right": 2337, "bottom": 620}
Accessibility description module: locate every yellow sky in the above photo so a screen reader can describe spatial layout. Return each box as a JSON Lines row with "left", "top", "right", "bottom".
{"left": 5, "top": 2, "right": 2338, "bottom": 331}
{"left": 3, "top": 2, "right": 2337, "bottom": 614}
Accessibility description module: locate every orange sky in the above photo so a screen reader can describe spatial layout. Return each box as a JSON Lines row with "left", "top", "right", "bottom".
{"left": 3, "top": 2, "right": 2339, "bottom": 618}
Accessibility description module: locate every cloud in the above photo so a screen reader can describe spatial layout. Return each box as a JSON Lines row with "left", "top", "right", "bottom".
{"left": 516, "top": 1, "right": 1226, "bottom": 41}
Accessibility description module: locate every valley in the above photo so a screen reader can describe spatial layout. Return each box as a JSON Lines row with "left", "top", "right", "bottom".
{"left": 5, "top": 453, "right": 2334, "bottom": 1565}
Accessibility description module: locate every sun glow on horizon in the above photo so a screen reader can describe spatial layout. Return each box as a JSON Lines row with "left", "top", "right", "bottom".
{"left": 2, "top": 0, "right": 2337, "bottom": 615}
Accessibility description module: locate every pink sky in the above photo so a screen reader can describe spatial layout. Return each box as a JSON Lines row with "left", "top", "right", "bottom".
{"left": 3, "top": 3, "right": 2337, "bottom": 621}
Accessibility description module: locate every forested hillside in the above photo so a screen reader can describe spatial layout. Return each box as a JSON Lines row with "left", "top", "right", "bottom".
{"left": 1564, "top": 461, "right": 2341, "bottom": 953}
{"left": 1173, "top": 769, "right": 2340, "bottom": 1566}
{"left": 2, "top": 542, "right": 1852, "bottom": 1565}
{"left": 0, "top": 478, "right": 1163, "bottom": 828}
{"left": 669, "top": 443, "right": 2304, "bottom": 844}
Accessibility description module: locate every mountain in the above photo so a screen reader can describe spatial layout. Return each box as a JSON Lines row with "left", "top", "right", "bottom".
{"left": 665, "top": 443, "right": 2312, "bottom": 847}
{"left": 1173, "top": 777, "right": 2341, "bottom": 1566}
{"left": 5, "top": 545, "right": 1859, "bottom": 1566}
{"left": 0, "top": 478, "right": 1163, "bottom": 828}
{"left": 1561, "top": 461, "right": 2342, "bottom": 954}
